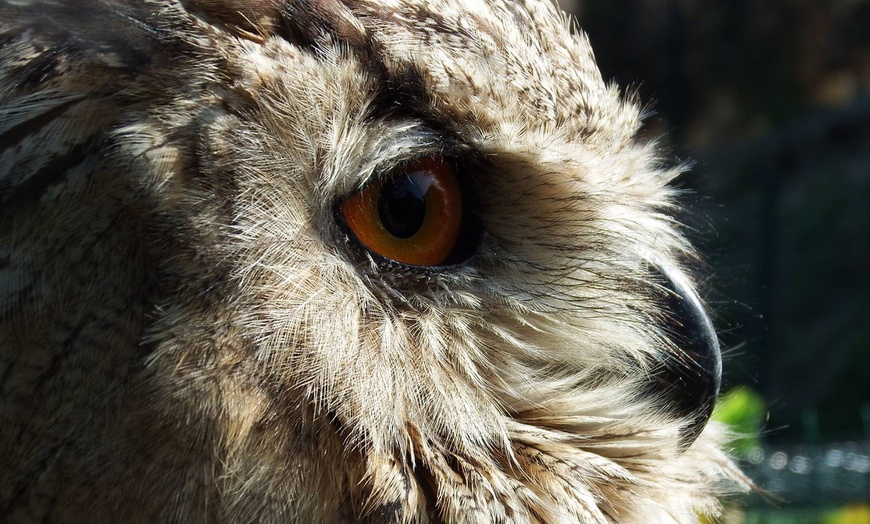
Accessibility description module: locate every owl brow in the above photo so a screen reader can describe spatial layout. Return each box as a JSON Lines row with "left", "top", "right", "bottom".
{"left": 267, "top": 0, "right": 450, "bottom": 130}
{"left": 335, "top": 129, "right": 463, "bottom": 198}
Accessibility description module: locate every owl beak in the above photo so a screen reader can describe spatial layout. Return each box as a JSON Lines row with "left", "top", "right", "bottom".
{"left": 648, "top": 262, "right": 723, "bottom": 451}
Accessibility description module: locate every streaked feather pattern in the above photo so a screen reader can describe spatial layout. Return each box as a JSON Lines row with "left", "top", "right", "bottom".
{"left": 0, "top": 1, "right": 746, "bottom": 522}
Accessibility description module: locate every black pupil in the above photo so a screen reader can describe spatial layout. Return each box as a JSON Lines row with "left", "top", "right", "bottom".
{"left": 377, "top": 174, "right": 428, "bottom": 239}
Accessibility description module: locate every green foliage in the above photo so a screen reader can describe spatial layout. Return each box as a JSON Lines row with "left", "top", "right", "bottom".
{"left": 713, "top": 386, "right": 766, "bottom": 456}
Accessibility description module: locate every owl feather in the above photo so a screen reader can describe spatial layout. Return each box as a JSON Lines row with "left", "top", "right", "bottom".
{"left": 0, "top": 1, "right": 746, "bottom": 522}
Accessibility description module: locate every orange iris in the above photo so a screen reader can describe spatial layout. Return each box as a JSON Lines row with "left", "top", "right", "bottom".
{"left": 341, "top": 157, "right": 463, "bottom": 266}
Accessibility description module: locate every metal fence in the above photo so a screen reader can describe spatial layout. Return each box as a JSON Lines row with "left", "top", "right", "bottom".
{"left": 743, "top": 441, "right": 870, "bottom": 506}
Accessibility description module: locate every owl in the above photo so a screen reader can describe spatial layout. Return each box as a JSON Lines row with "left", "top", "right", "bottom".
{"left": 0, "top": 0, "right": 745, "bottom": 522}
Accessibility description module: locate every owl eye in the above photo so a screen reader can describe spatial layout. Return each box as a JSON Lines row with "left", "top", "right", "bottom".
{"left": 341, "top": 157, "right": 465, "bottom": 266}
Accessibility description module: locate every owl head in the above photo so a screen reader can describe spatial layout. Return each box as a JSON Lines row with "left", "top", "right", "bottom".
{"left": 0, "top": 0, "right": 742, "bottom": 521}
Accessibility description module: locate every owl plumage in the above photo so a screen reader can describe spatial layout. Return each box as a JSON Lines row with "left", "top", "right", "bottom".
{"left": 0, "top": 0, "right": 744, "bottom": 522}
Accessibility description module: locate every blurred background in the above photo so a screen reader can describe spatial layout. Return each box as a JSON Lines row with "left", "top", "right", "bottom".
{"left": 558, "top": 0, "right": 870, "bottom": 522}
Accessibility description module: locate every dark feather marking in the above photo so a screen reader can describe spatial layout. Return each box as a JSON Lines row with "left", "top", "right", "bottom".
{"left": 276, "top": 0, "right": 368, "bottom": 50}
{"left": 5, "top": 46, "right": 63, "bottom": 89}
{"left": 0, "top": 97, "right": 81, "bottom": 154}
{"left": 1, "top": 142, "right": 93, "bottom": 209}
{"left": 1, "top": 0, "right": 157, "bottom": 73}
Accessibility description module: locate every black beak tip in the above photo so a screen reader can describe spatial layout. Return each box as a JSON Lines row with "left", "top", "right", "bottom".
{"left": 649, "top": 263, "right": 723, "bottom": 450}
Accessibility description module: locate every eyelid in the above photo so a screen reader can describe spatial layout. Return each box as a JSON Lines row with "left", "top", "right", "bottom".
{"left": 340, "top": 128, "right": 456, "bottom": 190}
